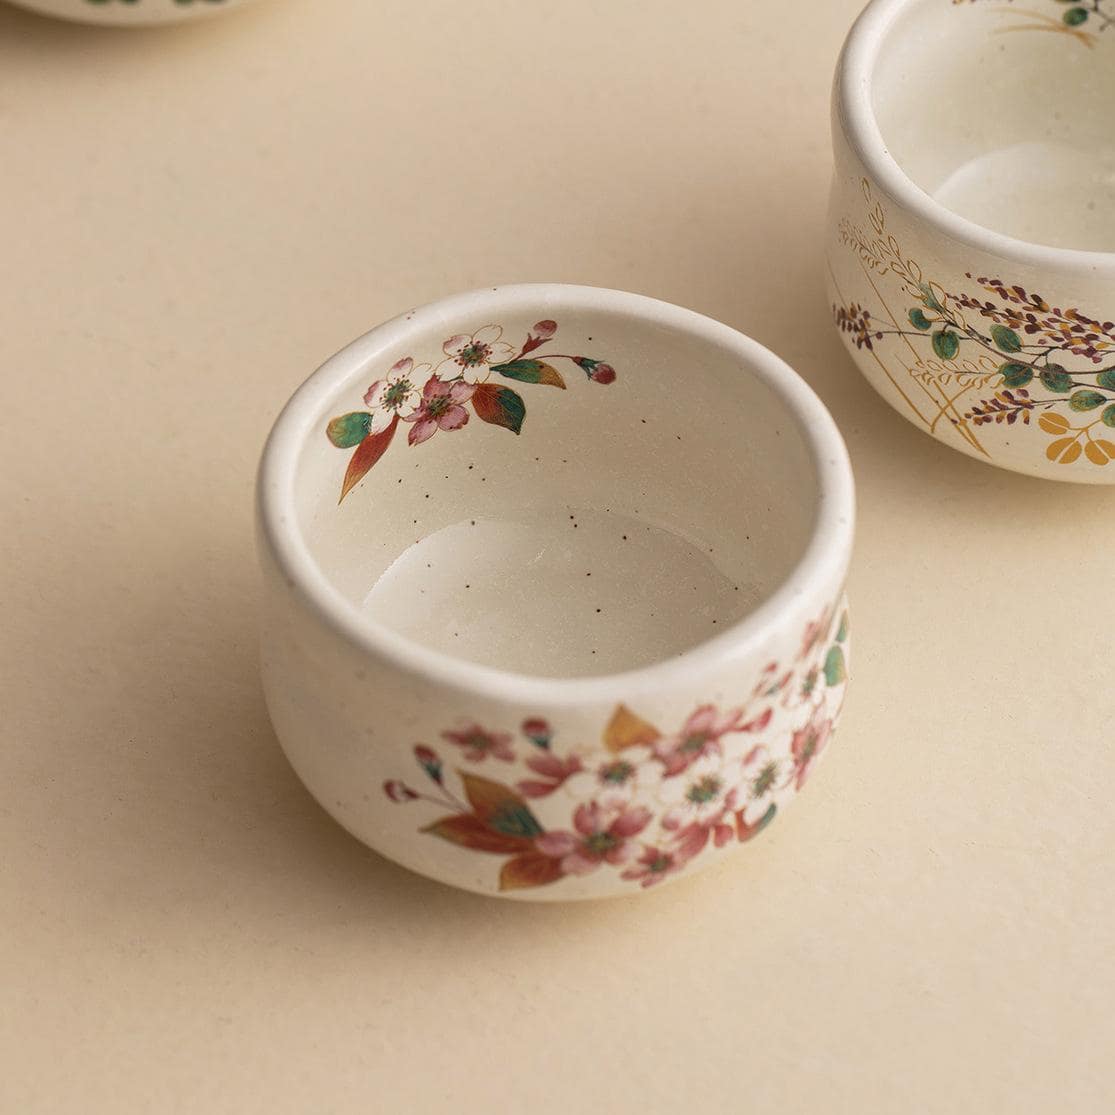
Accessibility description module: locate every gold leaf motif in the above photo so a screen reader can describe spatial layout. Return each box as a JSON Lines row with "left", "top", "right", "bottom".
{"left": 534, "top": 363, "right": 566, "bottom": 389}
{"left": 1046, "top": 437, "right": 1075, "bottom": 461}
{"left": 603, "top": 705, "right": 661, "bottom": 753}
{"left": 1085, "top": 441, "right": 1111, "bottom": 466}
{"left": 1038, "top": 412, "right": 1071, "bottom": 435}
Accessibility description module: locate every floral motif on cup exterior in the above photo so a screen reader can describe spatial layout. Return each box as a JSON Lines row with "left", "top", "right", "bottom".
{"left": 833, "top": 178, "right": 1115, "bottom": 468}
{"left": 325, "top": 319, "right": 616, "bottom": 501}
{"left": 952, "top": 0, "right": 1113, "bottom": 44}
{"left": 382, "top": 604, "right": 850, "bottom": 893}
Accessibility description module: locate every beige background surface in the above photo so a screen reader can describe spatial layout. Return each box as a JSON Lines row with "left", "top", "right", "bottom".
{"left": 2, "top": 1, "right": 1112, "bottom": 1111}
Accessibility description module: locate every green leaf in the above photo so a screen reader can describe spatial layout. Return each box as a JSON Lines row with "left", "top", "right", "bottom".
{"left": 1096, "top": 370, "right": 1115, "bottom": 391}
{"left": 471, "top": 382, "right": 526, "bottom": 435}
{"left": 326, "top": 411, "right": 372, "bottom": 448}
{"left": 488, "top": 801, "right": 545, "bottom": 839}
{"left": 823, "top": 645, "right": 847, "bottom": 687}
{"left": 990, "top": 324, "right": 1023, "bottom": 353}
{"left": 999, "top": 362, "right": 1033, "bottom": 388}
{"left": 1063, "top": 6, "right": 1089, "bottom": 25}
{"left": 1103, "top": 404, "right": 1115, "bottom": 428}
{"left": 908, "top": 308, "right": 932, "bottom": 331}
{"left": 918, "top": 282, "right": 943, "bottom": 313}
{"left": 931, "top": 330, "right": 960, "bottom": 360}
{"left": 836, "top": 611, "right": 849, "bottom": 644}
{"left": 490, "top": 359, "right": 566, "bottom": 389}
{"left": 1040, "top": 366, "right": 1074, "bottom": 393}
{"left": 1070, "top": 390, "right": 1106, "bottom": 412}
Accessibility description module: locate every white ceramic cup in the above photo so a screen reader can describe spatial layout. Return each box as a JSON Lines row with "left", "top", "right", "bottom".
{"left": 256, "top": 285, "right": 855, "bottom": 899}
{"left": 828, "top": 0, "right": 1115, "bottom": 482}
{"left": 5, "top": 0, "right": 252, "bottom": 24}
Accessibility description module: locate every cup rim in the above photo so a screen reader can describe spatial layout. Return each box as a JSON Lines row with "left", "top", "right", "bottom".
{"left": 256, "top": 284, "right": 855, "bottom": 707}
{"left": 837, "top": 0, "right": 1115, "bottom": 276}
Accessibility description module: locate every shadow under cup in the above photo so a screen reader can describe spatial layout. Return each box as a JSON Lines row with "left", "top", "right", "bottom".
{"left": 293, "top": 304, "right": 819, "bottom": 679}
{"left": 871, "top": 1, "right": 1115, "bottom": 252}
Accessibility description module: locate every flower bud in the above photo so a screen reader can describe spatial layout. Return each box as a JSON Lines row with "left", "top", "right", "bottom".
{"left": 414, "top": 744, "right": 443, "bottom": 782}
{"left": 384, "top": 780, "right": 418, "bottom": 802}
{"left": 521, "top": 717, "right": 552, "bottom": 748}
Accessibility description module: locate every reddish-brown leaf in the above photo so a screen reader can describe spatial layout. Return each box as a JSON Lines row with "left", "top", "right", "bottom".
{"left": 499, "top": 850, "right": 566, "bottom": 892}
{"left": 339, "top": 416, "right": 398, "bottom": 502}
{"left": 459, "top": 772, "right": 526, "bottom": 819}
{"left": 455, "top": 773, "right": 545, "bottom": 843}
{"left": 471, "top": 382, "right": 525, "bottom": 434}
{"left": 420, "top": 814, "right": 529, "bottom": 855}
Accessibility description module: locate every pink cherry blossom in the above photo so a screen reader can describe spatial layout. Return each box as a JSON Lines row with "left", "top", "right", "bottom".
{"left": 653, "top": 705, "right": 745, "bottom": 777}
{"left": 738, "top": 744, "right": 785, "bottom": 825}
{"left": 790, "top": 711, "right": 833, "bottom": 790}
{"left": 656, "top": 751, "right": 741, "bottom": 859}
{"left": 516, "top": 752, "right": 584, "bottom": 798}
{"left": 661, "top": 756, "right": 739, "bottom": 828}
{"left": 620, "top": 845, "right": 683, "bottom": 888}
{"left": 438, "top": 325, "right": 516, "bottom": 384}
{"left": 403, "top": 375, "right": 476, "bottom": 446}
{"left": 531, "top": 319, "right": 557, "bottom": 340}
{"left": 362, "top": 357, "right": 425, "bottom": 432}
{"left": 441, "top": 723, "right": 515, "bottom": 763}
{"left": 535, "top": 797, "right": 652, "bottom": 876}
{"left": 663, "top": 813, "right": 737, "bottom": 863}
{"left": 596, "top": 757, "right": 637, "bottom": 787}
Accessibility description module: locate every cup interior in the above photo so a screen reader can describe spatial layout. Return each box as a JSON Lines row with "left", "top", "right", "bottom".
{"left": 280, "top": 291, "right": 828, "bottom": 679}
{"left": 868, "top": 0, "right": 1115, "bottom": 251}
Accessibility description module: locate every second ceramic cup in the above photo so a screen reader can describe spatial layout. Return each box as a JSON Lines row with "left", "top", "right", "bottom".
{"left": 257, "top": 285, "right": 855, "bottom": 899}
{"left": 828, "top": 0, "right": 1115, "bottom": 483}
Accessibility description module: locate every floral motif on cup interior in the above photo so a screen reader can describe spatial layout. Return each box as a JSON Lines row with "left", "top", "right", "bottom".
{"left": 952, "top": 0, "right": 1113, "bottom": 43}
{"left": 382, "top": 604, "right": 850, "bottom": 893}
{"left": 833, "top": 178, "right": 1115, "bottom": 468}
{"left": 325, "top": 319, "right": 616, "bottom": 501}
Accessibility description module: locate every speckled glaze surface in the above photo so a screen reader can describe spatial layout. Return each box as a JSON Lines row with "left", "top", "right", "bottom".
{"left": 5, "top": 0, "right": 252, "bottom": 25}
{"left": 256, "top": 285, "right": 855, "bottom": 899}
{"left": 828, "top": 0, "right": 1115, "bottom": 482}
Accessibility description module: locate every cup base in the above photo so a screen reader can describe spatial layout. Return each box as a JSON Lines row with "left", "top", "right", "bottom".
{"left": 362, "top": 507, "right": 756, "bottom": 678}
